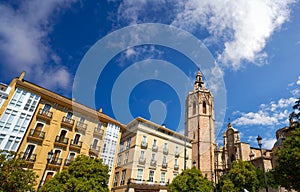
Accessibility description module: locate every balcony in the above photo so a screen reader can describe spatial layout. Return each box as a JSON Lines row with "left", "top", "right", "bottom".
{"left": 54, "top": 136, "right": 69, "bottom": 147}
{"left": 163, "top": 148, "right": 169, "bottom": 155}
{"left": 19, "top": 152, "right": 37, "bottom": 163}
{"left": 69, "top": 139, "right": 82, "bottom": 150}
{"left": 61, "top": 116, "right": 75, "bottom": 129}
{"left": 175, "top": 152, "right": 179, "bottom": 158}
{"left": 152, "top": 145, "right": 158, "bottom": 152}
{"left": 49, "top": 158, "right": 62, "bottom": 166}
{"left": 162, "top": 162, "right": 168, "bottom": 169}
{"left": 89, "top": 145, "right": 100, "bottom": 157}
{"left": 141, "top": 141, "right": 148, "bottom": 149}
{"left": 36, "top": 108, "right": 53, "bottom": 122}
{"left": 75, "top": 121, "right": 87, "bottom": 133}
{"left": 150, "top": 160, "right": 157, "bottom": 167}
{"left": 139, "top": 157, "right": 146, "bottom": 165}
{"left": 27, "top": 129, "right": 45, "bottom": 142}
{"left": 174, "top": 164, "right": 179, "bottom": 170}
{"left": 93, "top": 127, "right": 104, "bottom": 139}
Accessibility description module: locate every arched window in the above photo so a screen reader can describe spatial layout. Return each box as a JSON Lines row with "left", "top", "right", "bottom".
{"left": 202, "top": 101, "right": 207, "bottom": 114}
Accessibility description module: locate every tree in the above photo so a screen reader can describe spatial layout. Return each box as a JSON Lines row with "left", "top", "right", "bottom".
{"left": 255, "top": 168, "right": 278, "bottom": 190}
{"left": 40, "top": 155, "right": 109, "bottom": 192}
{"left": 221, "top": 160, "right": 259, "bottom": 192}
{"left": 0, "top": 150, "right": 38, "bottom": 192}
{"left": 169, "top": 167, "right": 213, "bottom": 192}
{"left": 273, "top": 97, "right": 300, "bottom": 191}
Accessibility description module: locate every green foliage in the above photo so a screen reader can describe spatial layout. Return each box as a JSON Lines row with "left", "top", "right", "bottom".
{"left": 0, "top": 150, "right": 38, "bottom": 192}
{"left": 255, "top": 168, "right": 279, "bottom": 189}
{"left": 222, "top": 160, "right": 259, "bottom": 192}
{"left": 40, "top": 155, "right": 110, "bottom": 192}
{"left": 273, "top": 98, "right": 300, "bottom": 191}
{"left": 169, "top": 167, "right": 213, "bottom": 192}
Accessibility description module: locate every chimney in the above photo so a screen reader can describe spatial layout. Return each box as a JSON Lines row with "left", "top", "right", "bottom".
{"left": 19, "top": 71, "right": 26, "bottom": 81}
{"left": 99, "top": 108, "right": 103, "bottom": 113}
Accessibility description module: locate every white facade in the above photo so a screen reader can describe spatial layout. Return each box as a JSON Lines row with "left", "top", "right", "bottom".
{"left": 0, "top": 87, "right": 40, "bottom": 151}
{"left": 0, "top": 83, "right": 11, "bottom": 108}
{"left": 101, "top": 122, "right": 120, "bottom": 181}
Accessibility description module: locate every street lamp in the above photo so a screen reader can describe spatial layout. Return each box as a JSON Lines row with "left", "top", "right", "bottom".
{"left": 38, "top": 150, "right": 53, "bottom": 191}
{"left": 256, "top": 135, "right": 268, "bottom": 192}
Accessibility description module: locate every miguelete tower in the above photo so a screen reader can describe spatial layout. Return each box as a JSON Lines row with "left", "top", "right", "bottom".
{"left": 185, "top": 69, "right": 216, "bottom": 181}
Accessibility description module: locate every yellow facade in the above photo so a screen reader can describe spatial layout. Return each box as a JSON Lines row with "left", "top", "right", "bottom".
{"left": 112, "top": 117, "right": 192, "bottom": 192}
{"left": 0, "top": 72, "right": 123, "bottom": 189}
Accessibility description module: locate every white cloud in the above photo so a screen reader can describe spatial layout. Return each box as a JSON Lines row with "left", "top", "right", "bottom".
{"left": 116, "top": 0, "right": 296, "bottom": 70}
{"left": 297, "top": 76, "right": 300, "bottom": 85}
{"left": 263, "top": 138, "right": 277, "bottom": 149}
{"left": 233, "top": 97, "right": 296, "bottom": 126}
{"left": 0, "top": 0, "right": 77, "bottom": 91}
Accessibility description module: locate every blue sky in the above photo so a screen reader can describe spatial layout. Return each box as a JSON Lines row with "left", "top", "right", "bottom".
{"left": 0, "top": 0, "right": 300, "bottom": 149}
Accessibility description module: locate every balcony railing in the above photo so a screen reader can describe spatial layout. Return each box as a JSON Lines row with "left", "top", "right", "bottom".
{"left": 175, "top": 152, "right": 179, "bottom": 158}
{"left": 55, "top": 135, "right": 69, "bottom": 146}
{"left": 27, "top": 129, "right": 45, "bottom": 141}
{"left": 93, "top": 127, "right": 104, "bottom": 138}
{"left": 139, "top": 157, "right": 146, "bottom": 165}
{"left": 37, "top": 108, "right": 53, "bottom": 121}
{"left": 152, "top": 145, "right": 158, "bottom": 152}
{"left": 19, "top": 152, "right": 37, "bottom": 162}
{"left": 141, "top": 141, "right": 148, "bottom": 149}
{"left": 162, "top": 162, "right": 168, "bottom": 169}
{"left": 49, "top": 157, "right": 62, "bottom": 166}
{"left": 75, "top": 121, "right": 87, "bottom": 133}
{"left": 150, "top": 160, "right": 157, "bottom": 167}
{"left": 61, "top": 116, "right": 75, "bottom": 128}
{"left": 70, "top": 139, "right": 82, "bottom": 149}
{"left": 174, "top": 164, "right": 179, "bottom": 170}
{"left": 89, "top": 145, "right": 100, "bottom": 156}
{"left": 163, "top": 148, "right": 169, "bottom": 155}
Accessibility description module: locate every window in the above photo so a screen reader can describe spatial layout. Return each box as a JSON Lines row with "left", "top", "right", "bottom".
{"left": 4, "top": 136, "right": 21, "bottom": 151}
{"left": 117, "top": 155, "right": 122, "bottom": 166}
{"left": 66, "top": 112, "right": 73, "bottom": 118}
{"left": 0, "top": 134, "right": 5, "bottom": 145}
{"left": 148, "top": 170, "right": 154, "bottom": 182}
{"left": 124, "top": 151, "right": 129, "bottom": 164}
{"left": 45, "top": 172, "right": 54, "bottom": 183}
{"left": 173, "top": 173, "right": 178, "bottom": 178}
{"left": 202, "top": 101, "right": 207, "bottom": 114}
{"left": 160, "top": 172, "right": 166, "bottom": 183}
{"left": 163, "top": 156, "right": 167, "bottom": 164}
{"left": 59, "top": 130, "right": 67, "bottom": 141}
{"left": 163, "top": 143, "right": 168, "bottom": 151}
{"left": 175, "top": 159, "right": 178, "bottom": 166}
{"left": 175, "top": 146, "right": 179, "bottom": 153}
{"left": 137, "top": 169, "right": 143, "bottom": 181}
{"left": 120, "top": 170, "right": 126, "bottom": 185}
{"left": 151, "top": 153, "right": 156, "bottom": 161}
{"left": 92, "top": 139, "right": 99, "bottom": 149}
{"left": 24, "top": 144, "right": 35, "bottom": 159}
{"left": 113, "top": 172, "right": 119, "bottom": 187}
{"left": 43, "top": 104, "right": 51, "bottom": 111}
{"left": 142, "top": 135, "right": 147, "bottom": 142}
{"left": 153, "top": 139, "right": 157, "bottom": 146}
{"left": 119, "top": 141, "right": 124, "bottom": 152}
{"left": 23, "top": 93, "right": 39, "bottom": 112}
{"left": 140, "top": 151, "right": 145, "bottom": 159}
{"left": 73, "top": 134, "right": 80, "bottom": 144}
{"left": 0, "top": 109, "right": 17, "bottom": 130}
{"left": 126, "top": 137, "right": 131, "bottom": 149}
{"left": 68, "top": 152, "right": 75, "bottom": 161}
{"left": 192, "top": 101, "right": 196, "bottom": 115}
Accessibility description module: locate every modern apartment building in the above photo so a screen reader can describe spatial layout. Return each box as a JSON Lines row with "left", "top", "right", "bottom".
{"left": 0, "top": 72, "right": 124, "bottom": 189}
{"left": 112, "top": 117, "right": 192, "bottom": 192}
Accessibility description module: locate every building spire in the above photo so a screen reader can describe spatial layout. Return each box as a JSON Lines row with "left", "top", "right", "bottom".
{"left": 194, "top": 68, "right": 204, "bottom": 90}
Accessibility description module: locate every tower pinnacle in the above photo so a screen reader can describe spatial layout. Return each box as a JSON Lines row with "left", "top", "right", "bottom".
{"left": 194, "top": 68, "right": 204, "bottom": 90}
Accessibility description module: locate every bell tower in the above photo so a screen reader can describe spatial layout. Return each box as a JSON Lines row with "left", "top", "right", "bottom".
{"left": 185, "top": 69, "right": 216, "bottom": 181}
